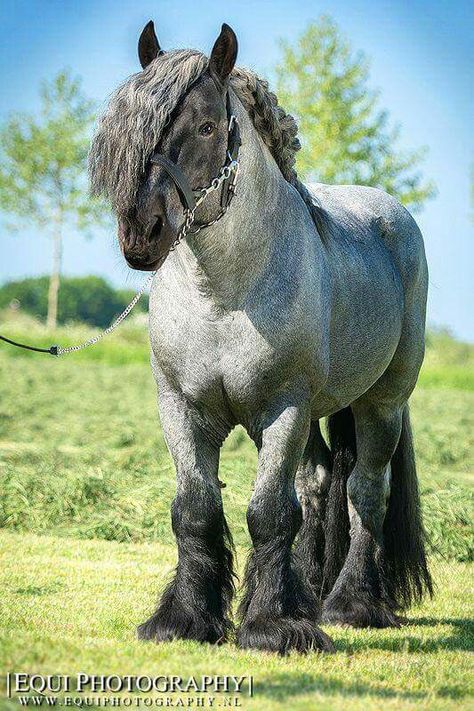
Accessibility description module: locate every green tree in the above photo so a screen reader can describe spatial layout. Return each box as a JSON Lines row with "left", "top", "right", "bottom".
{"left": 0, "top": 70, "right": 105, "bottom": 328}
{"left": 275, "top": 16, "right": 436, "bottom": 211}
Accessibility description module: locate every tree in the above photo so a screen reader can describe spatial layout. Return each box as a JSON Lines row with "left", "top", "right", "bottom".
{"left": 275, "top": 16, "right": 436, "bottom": 211}
{"left": 0, "top": 70, "right": 105, "bottom": 328}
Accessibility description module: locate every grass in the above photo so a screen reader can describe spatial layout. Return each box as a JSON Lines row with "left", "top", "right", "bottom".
{"left": 1, "top": 531, "right": 473, "bottom": 711}
{"left": 0, "top": 352, "right": 472, "bottom": 558}
{"left": 0, "top": 316, "right": 473, "bottom": 709}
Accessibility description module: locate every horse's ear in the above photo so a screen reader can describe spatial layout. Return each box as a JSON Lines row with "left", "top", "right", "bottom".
{"left": 138, "top": 20, "right": 163, "bottom": 69}
{"left": 209, "top": 23, "right": 238, "bottom": 85}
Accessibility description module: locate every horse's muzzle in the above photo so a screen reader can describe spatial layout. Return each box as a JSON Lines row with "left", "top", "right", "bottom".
{"left": 118, "top": 215, "right": 173, "bottom": 271}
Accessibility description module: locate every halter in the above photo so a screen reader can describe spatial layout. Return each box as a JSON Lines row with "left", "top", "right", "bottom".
{"left": 149, "top": 92, "right": 241, "bottom": 248}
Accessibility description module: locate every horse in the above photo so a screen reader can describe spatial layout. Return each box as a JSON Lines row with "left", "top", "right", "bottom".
{"left": 89, "top": 21, "right": 432, "bottom": 654}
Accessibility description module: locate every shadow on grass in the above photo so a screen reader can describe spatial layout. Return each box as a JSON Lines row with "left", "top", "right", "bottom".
{"left": 254, "top": 648, "right": 470, "bottom": 703}
{"left": 341, "top": 616, "right": 474, "bottom": 654}
{"left": 14, "top": 581, "right": 64, "bottom": 596}
{"left": 253, "top": 672, "right": 422, "bottom": 703}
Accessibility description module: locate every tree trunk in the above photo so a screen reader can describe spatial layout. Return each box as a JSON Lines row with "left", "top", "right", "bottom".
{"left": 46, "top": 213, "right": 63, "bottom": 329}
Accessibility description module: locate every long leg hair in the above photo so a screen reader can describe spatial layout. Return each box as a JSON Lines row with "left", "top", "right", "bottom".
{"left": 322, "top": 404, "right": 432, "bottom": 608}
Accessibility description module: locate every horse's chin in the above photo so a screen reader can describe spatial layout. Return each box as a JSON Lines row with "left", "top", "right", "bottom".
{"left": 125, "top": 250, "right": 169, "bottom": 272}
{"left": 121, "top": 221, "right": 177, "bottom": 272}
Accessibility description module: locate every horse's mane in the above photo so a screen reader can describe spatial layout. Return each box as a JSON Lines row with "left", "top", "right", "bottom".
{"left": 89, "top": 49, "right": 327, "bottom": 235}
{"left": 229, "top": 67, "right": 328, "bottom": 237}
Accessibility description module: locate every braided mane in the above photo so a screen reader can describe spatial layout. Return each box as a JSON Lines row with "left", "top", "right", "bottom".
{"left": 89, "top": 50, "right": 325, "bottom": 233}
{"left": 229, "top": 68, "right": 327, "bottom": 236}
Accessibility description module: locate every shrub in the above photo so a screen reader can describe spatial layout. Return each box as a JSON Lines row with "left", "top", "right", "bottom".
{"left": 0, "top": 276, "right": 148, "bottom": 328}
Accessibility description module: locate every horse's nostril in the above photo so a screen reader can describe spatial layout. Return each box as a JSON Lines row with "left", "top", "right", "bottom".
{"left": 150, "top": 216, "right": 163, "bottom": 240}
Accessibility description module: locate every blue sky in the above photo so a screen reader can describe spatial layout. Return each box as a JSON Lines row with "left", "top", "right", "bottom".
{"left": 1, "top": 0, "right": 473, "bottom": 339}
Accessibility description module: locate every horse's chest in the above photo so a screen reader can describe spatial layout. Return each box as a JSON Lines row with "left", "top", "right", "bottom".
{"left": 219, "top": 315, "right": 284, "bottom": 408}
{"left": 152, "top": 307, "right": 306, "bottom": 421}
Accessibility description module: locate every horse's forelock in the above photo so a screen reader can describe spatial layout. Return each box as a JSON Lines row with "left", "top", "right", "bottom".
{"left": 89, "top": 49, "right": 208, "bottom": 213}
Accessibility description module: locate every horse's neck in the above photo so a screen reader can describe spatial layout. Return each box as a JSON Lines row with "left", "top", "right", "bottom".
{"left": 173, "top": 109, "right": 306, "bottom": 310}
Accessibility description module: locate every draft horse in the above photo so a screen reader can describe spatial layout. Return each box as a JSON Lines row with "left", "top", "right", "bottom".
{"left": 89, "top": 22, "right": 432, "bottom": 653}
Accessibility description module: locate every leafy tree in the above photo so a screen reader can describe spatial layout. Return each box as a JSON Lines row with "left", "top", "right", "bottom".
{"left": 0, "top": 71, "right": 106, "bottom": 328}
{"left": 275, "top": 16, "right": 436, "bottom": 211}
{"left": 0, "top": 276, "right": 147, "bottom": 328}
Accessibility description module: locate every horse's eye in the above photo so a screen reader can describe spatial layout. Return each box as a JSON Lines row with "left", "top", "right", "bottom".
{"left": 199, "top": 121, "right": 216, "bottom": 137}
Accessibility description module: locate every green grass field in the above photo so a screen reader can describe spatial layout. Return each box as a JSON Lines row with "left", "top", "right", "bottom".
{"left": 0, "top": 316, "right": 473, "bottom": 710}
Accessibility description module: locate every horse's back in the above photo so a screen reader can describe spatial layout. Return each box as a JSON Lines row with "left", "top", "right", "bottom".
{"left": 307, "top": 183, "right": 428, "bottom": 295}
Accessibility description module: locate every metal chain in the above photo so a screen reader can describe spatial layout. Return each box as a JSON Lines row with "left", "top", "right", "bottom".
{"left": 56, "top": 272, "right": 155, "bottom": 355}
{"left": 171, "top": 159, "right": 239, "bottom": 249}
{"left": 55, "top": 158, "right": 239, "bottom": 356}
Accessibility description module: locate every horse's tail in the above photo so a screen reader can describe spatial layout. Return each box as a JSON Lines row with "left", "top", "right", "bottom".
{"left": 323, "top": 404, "right": 433, "bottom": 608}
{"left": 383, "top": 404, "right": 433, "bottom": 608}
{"left": 322, "top": 407, "right": 356, "bottom": 596}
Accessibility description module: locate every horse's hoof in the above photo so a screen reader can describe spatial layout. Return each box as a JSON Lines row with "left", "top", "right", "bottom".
{"left": 137, "top": 610, "right": 230, "bottom": 644}
{"left": 236, "top": 616, "right": 335, "bottom": 654}
{"left": 322, "top": 591, "right": 401, "bottom": 628}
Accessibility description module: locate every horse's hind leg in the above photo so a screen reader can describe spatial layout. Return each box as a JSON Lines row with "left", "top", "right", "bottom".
{"left": 322, "top": 401, "right": 404, "bottom": 627}
{"left": 323, "top": 263, "right": 432, "bottom": 627}
{"left": 137, "top": 382, "right": 234, "bottom": 644}
{"left": 322, "top": 392, "right": 432, "bottom": 627}
{"left": 294, "top": 420, "right": 332, "bottom": 597}
{"left": 236, "top": 401, "right": 334, "bottom": 653}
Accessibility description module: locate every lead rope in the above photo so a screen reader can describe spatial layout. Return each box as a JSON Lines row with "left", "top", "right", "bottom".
{"left": 0, "top": 158, "right": 239, "bottom": 357}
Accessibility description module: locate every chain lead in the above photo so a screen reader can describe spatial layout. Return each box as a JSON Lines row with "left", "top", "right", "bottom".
{"left": 171, "top": 159, "right": 239, "bottom": 250}
{"left": 56, "top": 158, "right": 239, "bottom": 355}
{"left": 56, "top": 272, "right": 155, "bottom": 355}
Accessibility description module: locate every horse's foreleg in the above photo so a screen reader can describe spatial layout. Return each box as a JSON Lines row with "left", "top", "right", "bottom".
{"left": 294, "top": 420, "right": 332, "bottom": 597}
{"left": 237, "top": 402, "right": 334, "bottom": 653}
{"left": 322, "top": 402, "right": 403, "bottom": 627}
{"left": 137, "top": 387, "right": 233, "bottom": 644}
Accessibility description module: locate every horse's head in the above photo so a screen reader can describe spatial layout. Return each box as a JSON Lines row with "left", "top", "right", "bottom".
{"left": 90, "top": 23, "right": 239, "bottom": 272}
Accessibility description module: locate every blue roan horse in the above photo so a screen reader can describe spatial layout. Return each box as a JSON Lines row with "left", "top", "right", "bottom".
{"left": 89, "top": 22, "right": 432, "bottom": 653}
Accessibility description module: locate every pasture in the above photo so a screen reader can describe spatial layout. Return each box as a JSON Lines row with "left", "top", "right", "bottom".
{"left": 0, "top": 316, "right": 473, "bottom": 710}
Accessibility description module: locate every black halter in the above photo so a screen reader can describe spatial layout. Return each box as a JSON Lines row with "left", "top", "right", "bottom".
{"left": 149, "top": 93, "right": 241, "bottom": 214}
